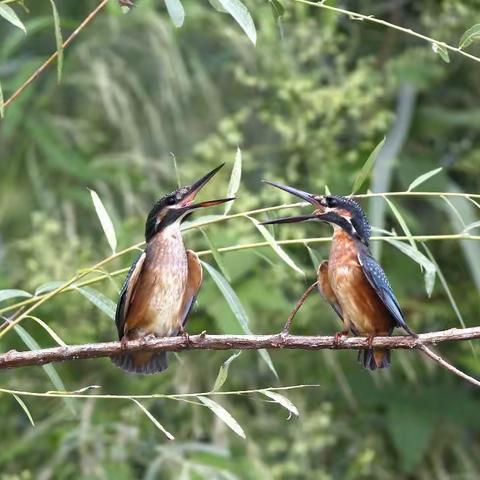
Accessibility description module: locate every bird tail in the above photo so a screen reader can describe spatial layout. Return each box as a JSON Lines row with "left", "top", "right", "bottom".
{"left": 358, "top": 348, "right": 391, "bottom": 370}
{"left": 111, "top": 351, "right": 168, "bottom": 374}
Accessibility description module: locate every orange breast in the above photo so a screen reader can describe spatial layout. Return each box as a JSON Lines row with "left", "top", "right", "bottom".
{"left": 328, "top": 229, "right": 392, "bottom": 336}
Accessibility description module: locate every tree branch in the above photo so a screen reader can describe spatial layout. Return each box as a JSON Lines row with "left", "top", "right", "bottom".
{"left": 1, "top": 327, "right": 479, "bottom": 370}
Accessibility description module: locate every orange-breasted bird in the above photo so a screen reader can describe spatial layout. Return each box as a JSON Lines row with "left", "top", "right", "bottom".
{"left": 112, "top": 164, "right": 234, "bottom": 374}
{"left": 262, "top": 181, "right": 415, "bottom": 370}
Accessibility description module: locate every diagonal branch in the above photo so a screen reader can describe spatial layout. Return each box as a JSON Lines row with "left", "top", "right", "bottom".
{"left": 3, "top": 0, "right": 109, "bottom": 110}
{"left": 1, "top": 327, "right": 479, "bottom": 370}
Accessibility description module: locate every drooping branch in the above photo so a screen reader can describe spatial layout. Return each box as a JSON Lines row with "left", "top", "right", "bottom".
{"left": 1, "top": 327, "right": 479, "bottom": 370}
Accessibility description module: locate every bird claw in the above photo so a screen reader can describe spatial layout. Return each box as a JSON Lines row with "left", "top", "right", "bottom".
{"left": 333, "top": 330, "right": 349, "bottom": 348}
{"left": 366, "top": 335, "right": 375, "bottom": 349}
{"left": 179, "top": 326, "right": 191, "bottom": 346}
{"left": 120, "top": 337, "right": 129, "bottom": 351}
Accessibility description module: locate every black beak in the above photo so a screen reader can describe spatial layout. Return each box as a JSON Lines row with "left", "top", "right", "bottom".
{"left": 180, "top": 163, "right": 235, "bottom": 210}
{"left": 262, "top": 180, "right": 321, "bottom": 206}
{"left": 260, "top": 214, "right": 319, "bottom": 226}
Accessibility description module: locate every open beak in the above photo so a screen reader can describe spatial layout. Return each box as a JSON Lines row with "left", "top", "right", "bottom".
{"left": 261, "top": 180, "right": 323, "bottom": 225}
{"left": 180, "top": 163, "right": 235, "bottom": 210}
{"left": 262, "top": 180, "right": 321, "bottom": 207}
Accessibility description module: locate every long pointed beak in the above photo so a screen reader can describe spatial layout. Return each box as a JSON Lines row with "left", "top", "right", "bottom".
{"left": 262, "top": 180, "right": 321, "bottom": 206}
{"left": 261, "top": 214, "right": 319, "bottom": 225}
{"left": 189, "top": 197, "right": 235, "bottom": 209}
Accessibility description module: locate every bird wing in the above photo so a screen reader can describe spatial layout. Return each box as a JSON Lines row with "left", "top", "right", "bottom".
{"left": 317, "top": 261, "right": 344, "bottom": 321}
{"left": 180, "top": 250, "right": 203, "bottom": 327}
{"left": 357, "top": 249, "right": 414, "bottom": 335}
{"left": 115, "top": 251, "right": 146, "bottom": 339}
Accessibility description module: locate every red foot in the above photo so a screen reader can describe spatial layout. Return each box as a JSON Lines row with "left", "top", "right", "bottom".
{"left": 333, "top": 330, "right": 349, "bottom": 348}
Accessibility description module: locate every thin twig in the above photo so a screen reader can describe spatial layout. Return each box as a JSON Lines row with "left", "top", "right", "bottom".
{"left": 418, "top": 344, "right": 480, "bottom": 388}
{"left": 0, "top": 327, "right": 479, "bottom": 370}
{"left": 283, "top": 282, "right": 318, "bottom": 333}
{"left": 294, "top": 0, "right": 480, "bottom": 64}
{"left": 3, "top": 0, "right": 109, "bottom": 110}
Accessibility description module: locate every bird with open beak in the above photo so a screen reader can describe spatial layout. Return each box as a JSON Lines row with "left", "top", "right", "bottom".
{"left": 112, "top": 164, "right": 234, "bottom": 374}
{"left": 262, "top": 181, "right": 415, "bottom": 370}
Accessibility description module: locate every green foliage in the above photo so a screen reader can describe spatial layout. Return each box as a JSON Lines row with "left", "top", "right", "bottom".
{"left": 0, "top": 1, "right": 480, "bottom": 478}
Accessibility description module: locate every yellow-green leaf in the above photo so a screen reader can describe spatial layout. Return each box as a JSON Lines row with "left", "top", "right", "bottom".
{"left": 407, "top": 167, "right": 442, "bottom": 192}
{"left": 89, "top": 188, "right": 117, "bottom": 253}
{"left": 12, "top": 394, "right": 35, "bottom": 427}
{"left": 432, "top": 43, "right": 450, "bottom": 63}
{"left": 131, "top": 399, "right": 175, "bottom": 440}
{"left": 0, "top": 4, "right": 26, "bottom": 33}
{"left": 197, "top": 396, "right": 246, "bottom": 438}
{"left": 224, "top": 147, "right": 242, "bottom": 215}
{"left": 383, "top": 197, "right": 417, "bottom": 251}
{"left": 213, "top": 351, "right": 241, "bottom": 391}
{"left": 459, "top": 23, "right": 480, "bottom": 49}
{"left": 260, "top": 390, "right": 299, "bottom": 417}
{"left": 49, "top": 0, "right": 63, "bottom": 81}
{"left": 351, "top": 137, "right": 385, "bottom": 194}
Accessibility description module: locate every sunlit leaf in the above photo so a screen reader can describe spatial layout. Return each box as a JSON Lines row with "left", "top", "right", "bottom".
{"left": 197, "top": 396, "right": 246, "bottom": 439}
{"left": 224, "top": 147, "right": 242, "bottom": 215}
{"left": 459, "top": 23, "right": 480, "bottom": 49}
{"left": 0, "top": 4, "right": 26, "bottom": 33}
{"left": 201, "top": 261, "right": 278, "bottom": 378}
{"left": 351, "top": 137, "right": 385, "bottom": 194}
{"left": 305, "top": 244, "right": 320, "bottom": 269}
{"left": 248, "top": 216, "right": 304, "bottom": 276}
{"left": 383, "top": 197, "right": 417, "bottom": 251}
{"left": 12, "top": 394, "right": 35, "bottom": 427}
{"left": 260, "top": 390, "right": 299, "bottom": 417}
{"left": 34, "top": 281, "right": 65, "bottom": 296}
{"left": 131, "top": 399, "right": 175, "bottom": 440}
{"left": 89, "top": 188, "right": 117, "bottom": 253}
{"left": 213, "top": 351, "right": 241, "bottom": 391}
{"left": 24, "top": 315, "right": 67, "bottom": 346}
{"left": 384, "top": 239, "right": 436, "bottom": 297}
{"left": 48, "top": 0, "right": 63, "bottom": 81}
{"left": 164, "top": 0, "right": 185, "bottom": 28}
{"left": 200, "top": 228, "right": 230, "bottom": 281}
{"left": 208, "top": 0, "right": 227, "bottom": 12}
{"left": 407, "top": 167, "right": 442, "bottom": 191}
{"left": 76, "top": 286, "right": 116, "bottom": 320}
{"left": 432, "top": 43, "right": 450, "bottom": 63}
{"left": 217, "top": 0, "right": 256, "bottom": 45}
{"left": 13, "top": 324, "right": 74, "bottom": 413}
{"left": 0, "top": 289, "right": 32, "bottom": 303}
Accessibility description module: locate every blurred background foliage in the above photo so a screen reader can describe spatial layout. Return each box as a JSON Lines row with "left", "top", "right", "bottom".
{"left": 1, "top": 0, "right": 480, "bottom": 478}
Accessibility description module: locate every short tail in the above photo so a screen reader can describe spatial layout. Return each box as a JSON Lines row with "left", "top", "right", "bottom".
{"left": 358, "top": 348, "right": 391, "bottom": 370}
{"left": 111, "top": 351, "right": 168, "bottom": 375}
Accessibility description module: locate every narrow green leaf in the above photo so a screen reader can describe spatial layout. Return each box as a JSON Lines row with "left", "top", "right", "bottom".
{"left": 89, "top": 188, "right": 117, "bottom": 253}
{"left": 197, "top": 396, "right": 246, "bottom": 439}
{"left": 12, "top": 394, "right": 35, "bottom": 427}
{"left": 34, "top": 281, "right": 65, "bottom": 296}
{"left": 248, "top": 216, "right": 304, "bottom": 276}
{"left": 48, "top": 0, "right": 63, "bottom": 81}
{"left": 76, "top": 286, "right": 116, "bottom": 320}
{"left": 351, "top": 137, "right": 385, "bottom": 194}
{"left": 324, "top": 185, "right": 331, "bottom": 195}
{"left": 170, "top": 153, "right": 181, "bottom": 188}
{"left": 217, "top": 0, "right": 256, "bottom": 45}
{"left": 224, "top": 147, "right": 242, "bottom": 215}
{"left": 200, "top": 228, "right": 230, "bottom": 282}
{"left": 305, "top": 244, "right": 320, "bottom": 269}
{"left": 24, "top": 315, "right": 67, "bottom": 346}
{"left": 432, "top": 43, "right": 450, "bottom": 63}
{"left": 441, "top": 196, "right": 466, "bottom": 229}
{"left": 463, "top": 220, "right": 480, "bottom": 233}
{"left": 0, "top": 80, "right": 4, "bottom": 118}
{"left": 0, "top": 4, "right": 26, "bottom": 33}
{"left": 208, "top": 0, "right": 227, "bottom": 12}
{"left": 213, "top": 351, "right": 241, "bottom": 391}
{"left": 383, "top": 197, "right": 417, "bottom": 251}
{"left": 201, "top": 261, "right": 278, "bottom": 378}
{"left": 131, "top": 399, "right": 175, "bottom": 440}
{"left": 459, "top": 23, "right": 480, "bottom": 49}
{"left": 260, "top": 390, "right": 299, "bottom": 417}
{"left": 407, "top": 167, "right": 442, "bottom": 192}
{"left": 384, "top": 239, "right": 436, "bottom": 297}
{"left": 13, "top": 324, "right": 74, "bottom": 413}
{"left": 164, "top": 0, "right": 185, "bottom": 28}
{"left": 0, "top": 289, "right": 32, "bottom": 303}
{"left": 269, "top": 0, "right": 284, "bottom": 19}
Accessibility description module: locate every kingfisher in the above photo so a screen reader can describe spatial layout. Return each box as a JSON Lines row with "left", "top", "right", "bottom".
{"left": 262, "top": 181, "right": 415, "bottom": 370}
{"left": 112, "top": 164, "right": 234, "bottom": 374}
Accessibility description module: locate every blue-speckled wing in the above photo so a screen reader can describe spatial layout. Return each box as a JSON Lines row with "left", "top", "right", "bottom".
{"left": 115, "top": 251, "right": 146, "bottom": 339}
{"left": 180, "top": 250, "right": 203, "bottom": 327}
{"left": 357, "top": 250, "right": 415, "bottom": 336}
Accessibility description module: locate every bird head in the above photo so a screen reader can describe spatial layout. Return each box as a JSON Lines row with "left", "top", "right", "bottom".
{"left": 145, "top": 164, "right": 234, "bottom": 241}
{"left": 261, "top": 181, "right": 371, "bottom": 245}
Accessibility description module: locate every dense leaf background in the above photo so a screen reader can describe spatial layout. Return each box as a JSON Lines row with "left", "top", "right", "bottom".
{"left": 0, "top": 1, "right": 479, "bottom": 478}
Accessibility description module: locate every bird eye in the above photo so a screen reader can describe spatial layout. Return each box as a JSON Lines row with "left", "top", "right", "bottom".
{"left": 166, "top": 196, "right": 176, "bottom": 206}
{"left": 327, "top": 198, "right": 337, "bottom": 207}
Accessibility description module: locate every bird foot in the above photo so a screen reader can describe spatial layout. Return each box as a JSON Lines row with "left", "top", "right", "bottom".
{"left": 333, "top": 330, "right": 349, "bottom": 348}
{"left": 120, "top": 336, "right": 129, "bottom": 351}
{"left": 366, "top": 335, "right": 375, "bottom": 349}
{"left": 179, "top": 326, "right": 191, "bottom": 346}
